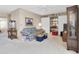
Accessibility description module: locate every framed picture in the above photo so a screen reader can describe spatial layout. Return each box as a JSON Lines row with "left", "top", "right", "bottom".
{"left": 25, "top": 17, "right": 33, "bottom": 25}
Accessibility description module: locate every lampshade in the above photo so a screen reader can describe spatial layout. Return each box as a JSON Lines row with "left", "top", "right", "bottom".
{"left": 38, "top": 23, "right": 42, "bottom": 27}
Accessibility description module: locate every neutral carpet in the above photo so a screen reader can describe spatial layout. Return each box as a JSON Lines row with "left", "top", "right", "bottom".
{"left": 0, "top": 32, "right": 76, "bottom": 54}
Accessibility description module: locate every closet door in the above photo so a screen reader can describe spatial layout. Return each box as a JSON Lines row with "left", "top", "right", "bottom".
{"left": 67, "top": 5, "right": 78, "bottom": 52}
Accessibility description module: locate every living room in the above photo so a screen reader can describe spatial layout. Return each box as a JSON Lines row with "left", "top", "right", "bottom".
{"left": 0, "top": 5, "right": 78, "bottom": 54}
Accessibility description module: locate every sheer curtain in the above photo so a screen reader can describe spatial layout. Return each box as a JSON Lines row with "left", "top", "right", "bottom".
{"left": 41, "top": 17, "right": 50, "bottom": 33}
{"left": 0, "top": 18, "right": 8, "bottom": 32}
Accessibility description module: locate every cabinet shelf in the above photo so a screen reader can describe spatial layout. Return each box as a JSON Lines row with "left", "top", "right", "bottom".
{"left": 50, "top": 17, "right": 58, "bottom": 34}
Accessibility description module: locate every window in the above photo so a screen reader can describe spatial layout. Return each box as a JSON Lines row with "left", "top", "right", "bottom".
{"left": 0, "top": 18, "right": 8, "bottom": 30}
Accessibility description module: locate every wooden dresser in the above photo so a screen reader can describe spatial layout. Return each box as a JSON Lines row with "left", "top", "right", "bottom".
{"left": 8, "top": 28, "right": 17, "bottom": 39}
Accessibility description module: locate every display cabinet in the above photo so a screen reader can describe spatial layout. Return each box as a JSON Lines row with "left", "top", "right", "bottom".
{"left": 67, "top": 5, "right": 79, "bottom": 52}
{"left": 8, "top": 20, "right": 17, "bottom": 39}
{"left": 50, "top": 17, "right": 58, "bottom": 35}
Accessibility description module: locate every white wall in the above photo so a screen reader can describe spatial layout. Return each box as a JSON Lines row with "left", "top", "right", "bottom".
{"left": 58, "top": 15, "right": 67, "bottom": 35}
{"left": 10, "top": 9, "right": 41, "bottom": 40}
{"left": 41, "top": 17, "right": 50, "bottom": 33}
{"left": 0, "top": 12, "right": 8, "bottom": 18}
{"left": 10, "top": 8, "right": 67, "bottom": 38}
{"left": 19, "top": 9, "right": 41, "bottom": 29}
{"left": 41, "top": 15, "right": 67, "bottom": 35}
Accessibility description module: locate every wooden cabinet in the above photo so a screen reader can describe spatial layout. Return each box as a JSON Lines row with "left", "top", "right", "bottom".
{"left": 8, "top": 28, "right": 17, "bottom": 39}
{"left": 62, "top": 24, "right": 68, "bottom": 42}
{"left": 0, "top": 30, "right": 1, "bottom": 32}
{"left": 67, "top": 5, "right": 79, "bottom": 52}
{"left": 8, "top": 20, "right": 17, "bottom": 39}
{"left": 62, "top": 31, "right": 67, "bottom": 42}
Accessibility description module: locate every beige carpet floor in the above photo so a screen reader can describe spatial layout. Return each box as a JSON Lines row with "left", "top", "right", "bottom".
{"left": 0, "top": 33, "right": 76, "bottom": 54}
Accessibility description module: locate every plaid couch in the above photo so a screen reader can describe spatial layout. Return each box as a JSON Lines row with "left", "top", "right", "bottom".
{"left": 21, "top": 27, "right": 36, "bottom": 41}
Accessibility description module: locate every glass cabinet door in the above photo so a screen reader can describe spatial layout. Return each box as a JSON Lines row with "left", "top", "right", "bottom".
{"left": 67, "top": 5, "right": 79, "bottom": 52}
{"left": 67, "top": 6, "right": 77, "bottom": 39}
{"left": 69, "top": 11, "right": 76, "bottom": 38}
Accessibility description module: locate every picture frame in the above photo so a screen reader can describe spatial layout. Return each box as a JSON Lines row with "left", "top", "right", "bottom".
{"left": 25, "top": 17, "right": 33, "bottom": 25}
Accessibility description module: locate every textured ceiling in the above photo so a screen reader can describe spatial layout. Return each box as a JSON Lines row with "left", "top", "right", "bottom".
{"left": 0, "top": 5, "right": 71, "bottom": 15}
